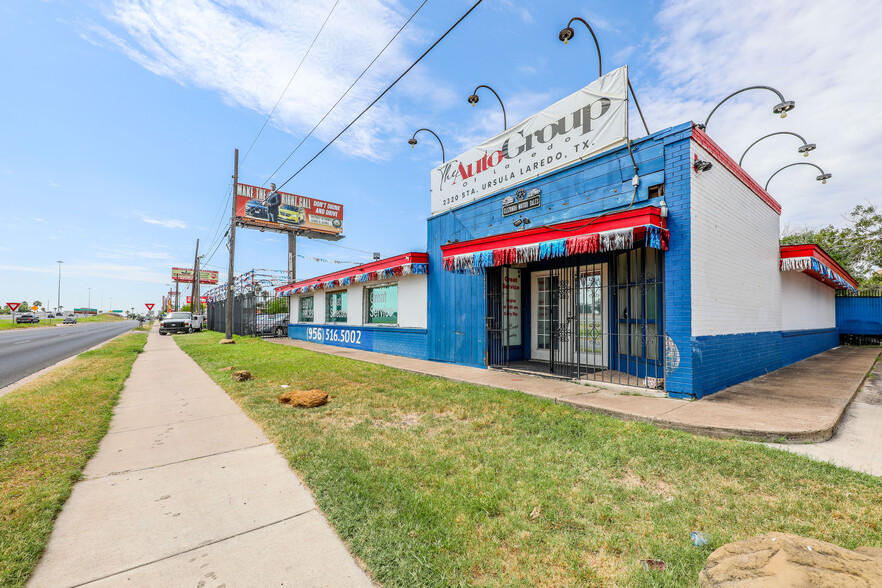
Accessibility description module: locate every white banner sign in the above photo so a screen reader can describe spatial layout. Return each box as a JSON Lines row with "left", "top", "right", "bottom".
{"left": 431, "top": 66, "right": 628, "bottom": 216}
{"left": 503, "top": 268, "right": 522, "bottom": 346}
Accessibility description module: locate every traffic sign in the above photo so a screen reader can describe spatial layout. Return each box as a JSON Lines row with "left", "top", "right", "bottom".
{"left": 31, "top": 305, "right": 38, "bottom": 311}
{"left": 145, "top": 303, "right": 155, "bottom": 310}
{"left": 6, "top": 302, "right": 20, "bottom": 312}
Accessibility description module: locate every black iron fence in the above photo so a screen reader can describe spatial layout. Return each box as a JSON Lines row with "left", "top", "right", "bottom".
{"left": 206, "top": 292, "right": 290, "bottom": 338}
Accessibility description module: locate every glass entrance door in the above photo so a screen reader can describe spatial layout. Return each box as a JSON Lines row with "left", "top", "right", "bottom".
{"left": 531, "top": 273, "right": 557, "bottom": 362}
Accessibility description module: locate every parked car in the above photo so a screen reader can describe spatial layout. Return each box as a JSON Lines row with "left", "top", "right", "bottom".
{"left": 257, "top": 313, "right": 289, "bottom": 338}
{"left": 63, "top": 316, "right": 77, "bottom": 324}
{"left": 245, "top": 198, "right": 268, "bottom": 220}
{"left": 159, "top": 311, "right": 203, "bottom": 335}
{"left": 16, "top": 314, "right": 39, "bottom": 324}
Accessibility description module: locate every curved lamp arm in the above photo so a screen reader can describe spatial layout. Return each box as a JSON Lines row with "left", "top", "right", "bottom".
{"left": 704, "top": 86, "right": 795, "bottom": 130}
{"left": 558, "top": 17, "right": 602, "bottom": 78}
{"left": 468, "top": 85, "right": 507, "bottom": 130}
{"left": 764, "top": 162, "right": 831, "bottom": 192}
{"left": 739, "top": 131, "right": 816, "bottom": 167}
{"left": 408, "top": 128, "right": 445, "bottom": 163}
{"left": 558, "top": 16, "right": 650, "bottom": 135}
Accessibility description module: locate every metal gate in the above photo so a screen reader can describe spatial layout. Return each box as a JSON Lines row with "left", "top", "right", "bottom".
{"left": 486, "top": 248, "right": 666, "bottom": 390}
{"left": 206, "top": 292, "right": 290, "bottom": 338}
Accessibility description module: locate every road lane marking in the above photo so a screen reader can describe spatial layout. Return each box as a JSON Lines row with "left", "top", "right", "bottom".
{"left": 13, "top": 340, "right": 31, "bottom": 345}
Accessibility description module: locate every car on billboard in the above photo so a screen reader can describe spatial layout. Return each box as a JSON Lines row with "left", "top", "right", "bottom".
{"left": 245, "top": 199, "right": 268, "bottom": 220}
{"left": 278, "top": 205, "right": 304, "bottom": 225}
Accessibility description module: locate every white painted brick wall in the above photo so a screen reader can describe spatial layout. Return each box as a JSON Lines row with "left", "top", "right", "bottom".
{"left": 690, "top": 142, "right": 782, "bottom": 336}
{"left": 780, "top": 271, "right": 835, "bottom": 330}
{"left": 291, "top": 274, "right": 427, "bottom": 328}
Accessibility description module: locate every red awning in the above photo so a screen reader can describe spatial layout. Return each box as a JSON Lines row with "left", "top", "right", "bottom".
{"left": 441, "top": 207, "right": 667, "bottom": 273}
{"left": 780, "top": 244, "right": 858, "bottom": 291}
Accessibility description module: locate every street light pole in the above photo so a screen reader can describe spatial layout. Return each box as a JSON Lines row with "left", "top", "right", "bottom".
{"left": 56, "top": 261, "right": 63, "bottom": 314}
{"left": 88, "top": 287, "right": 91, "bottom": 316}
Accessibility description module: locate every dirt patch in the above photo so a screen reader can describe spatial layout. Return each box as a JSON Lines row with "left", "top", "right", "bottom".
{"left": 855, "top": 365, "right": 882, "bottom": 405}
{"left": 373, "top": 413, "right": 422, "bottom": 429}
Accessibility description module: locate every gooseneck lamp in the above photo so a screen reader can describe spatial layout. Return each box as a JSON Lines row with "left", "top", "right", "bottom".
{"left": 558, "top": 16, "right": 650, "bottom": 135}
{"left": 467, "top": 85, "right": 507, "bottom": 130}
{"left": 408, "top": 128, "right": 445, "bottom": 163}
{"left": 764, "top": 162, "right": 831, "bottom": 192}
{"left": 739, "top": 131, "right": 817, "bottom": 167}
{"left": 702, "top": 86, "right": 795, "bottom": 131}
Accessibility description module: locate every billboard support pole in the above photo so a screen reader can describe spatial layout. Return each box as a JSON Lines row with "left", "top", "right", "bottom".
{"left": 174, "top": 281, "right": 179, "bottom": 311}
{"left": 225, "top": 149, "right": 238, "bottom": 341}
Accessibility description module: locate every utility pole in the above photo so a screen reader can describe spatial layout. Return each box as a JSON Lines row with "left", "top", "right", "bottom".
{"left": 174, "top": 281, "right": 180, "bottom": 311}
{"left": 225, "top": 149, "right": 239, "bottom": 341}
{"left": 288, "top": 233, "right": 297, "bottom": 283}
{"left": 190, "top": 239, "right": 200, "bottom": 313}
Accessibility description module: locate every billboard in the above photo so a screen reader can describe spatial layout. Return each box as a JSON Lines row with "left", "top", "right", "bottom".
{"left": 172, "top": 268, "right": 219, "bottom": 284}
{"left": 235, "top": 183, "right": 343, "bottom": 238}
{"left": 431, "top": 66, "right": 629, "bottom": 216}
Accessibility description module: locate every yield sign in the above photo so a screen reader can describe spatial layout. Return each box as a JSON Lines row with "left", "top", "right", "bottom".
{"left": 6, "top": 302, "right": 20, "bottom": 312}
{"left": 145, "top": 303, "right": 155, "bottom": 310}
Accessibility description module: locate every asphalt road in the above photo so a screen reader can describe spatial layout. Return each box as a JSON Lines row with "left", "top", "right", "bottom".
{"left": 0, "top": 321, "right": 138, "bottom": 390}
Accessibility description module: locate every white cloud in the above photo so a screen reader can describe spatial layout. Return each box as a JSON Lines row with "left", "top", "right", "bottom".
{"left": 135, "top": 212, "right": 188, "bottom": 229}
{"left": 88, "top": 0, "right": 426, "bottom": 163}
{"left": 645, "top": 0, "right": 882, "bottom": 228}
{"left": 48, "top": 179, "right": 60, "bottom": 188}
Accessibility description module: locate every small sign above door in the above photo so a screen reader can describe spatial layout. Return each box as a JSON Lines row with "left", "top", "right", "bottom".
{"left": 502, "top": 188, "right": 541, "bottom": 216}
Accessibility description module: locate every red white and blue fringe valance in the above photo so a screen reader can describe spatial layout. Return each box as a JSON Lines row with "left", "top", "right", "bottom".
{"left": 443, "top": 225, "right": 668, "bottom": 274}
{"left": 780, "top": 256, "right": 857, "bottom": 293}
{"left": 284, "top": 263, "right": 428, "bottom": 295}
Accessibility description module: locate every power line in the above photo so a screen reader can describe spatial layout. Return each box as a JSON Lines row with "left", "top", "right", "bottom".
{"left": 240, "top": 0, "right": 343, "bottom": 168}
{"left": 264, "top": 0, "right": 430, "bottom": 187}
{"left": 275, "top": 0, "right": 485, "bottom": 192}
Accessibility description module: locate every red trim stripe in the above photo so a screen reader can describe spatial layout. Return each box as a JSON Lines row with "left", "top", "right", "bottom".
{"left": 691, "top": 125, "right": 782, "bottom": 215}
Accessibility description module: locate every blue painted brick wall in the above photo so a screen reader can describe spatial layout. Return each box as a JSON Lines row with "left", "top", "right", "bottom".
{"left": 288, "top": 324, "right": 428, "bottom": 360}
{"left": 691, "top": 331, "right": 782, "bottom": 398}
{"left": 661, "top": 126, "right": 694, "bottom": 397}
{"left": 781, "top": 328, "right": 839, "bottom": 365}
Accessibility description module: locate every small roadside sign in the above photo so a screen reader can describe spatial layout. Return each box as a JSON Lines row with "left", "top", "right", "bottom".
{"left": 31, "top": 305, "right": 38, "bottom": 311}
{"left": 145, "top": 303, "right": 155, "bottom": 310}
{"left": 7, "top": 302, "right": 20, "bottom": 312}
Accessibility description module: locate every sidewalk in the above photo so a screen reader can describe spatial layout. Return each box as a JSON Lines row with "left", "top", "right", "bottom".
{"left": 29, "top": 329, "right": 374, "bottom": 587}
{"left": 271, "top": 339, "right": 880, "bottom": 443}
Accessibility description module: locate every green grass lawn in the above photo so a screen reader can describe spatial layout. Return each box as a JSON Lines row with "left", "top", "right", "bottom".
{"left": 0, "top": 333, "right": 147, "bottom": 587}
{"left": 176, "top": 332, "right": 882, "bottom": 587}
{"left": 0, "top": 313, "right": 128, "bottom": 330}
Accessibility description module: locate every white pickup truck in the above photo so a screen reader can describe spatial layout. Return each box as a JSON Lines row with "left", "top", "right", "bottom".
{"left": 159, "top": 311, "right": 204, "bottom": 335}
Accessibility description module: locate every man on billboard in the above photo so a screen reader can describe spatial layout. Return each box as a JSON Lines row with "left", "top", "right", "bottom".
{"left": 266, "top": 183, "right": 281, "bottom": 223}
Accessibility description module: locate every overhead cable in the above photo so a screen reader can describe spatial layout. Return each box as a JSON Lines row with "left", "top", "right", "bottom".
{"left": 275, "top": 0, "right": 485, "bottom": 192}
{"left": 240, "top": 0, "right": 343, "bottom": 167}
{"left": 264, "top": 0, "right": 430, "bottom": 186}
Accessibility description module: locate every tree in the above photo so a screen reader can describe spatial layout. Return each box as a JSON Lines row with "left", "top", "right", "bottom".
{"left": 33, "top": 300, "right": 42, "bottom": 308}
{"left": 265, "top": 297, "right": 289, "bottom": 314}
{"left": 781, "top": 203, "right": 882, "bottom": 286}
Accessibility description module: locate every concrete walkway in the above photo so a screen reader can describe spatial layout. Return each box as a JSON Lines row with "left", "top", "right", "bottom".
{"left": 271, "top": 339, "right": 879, "bottom": 444}
{"left": 766, "top": 361, "right": 882, "bottom": 475}
{"left": 29, "top": 329, "right": 373, "bottom": 588}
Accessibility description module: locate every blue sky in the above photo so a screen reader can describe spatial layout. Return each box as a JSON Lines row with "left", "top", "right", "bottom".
{"left": 1, "top": 0, "right": 879, "bottom": 313}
